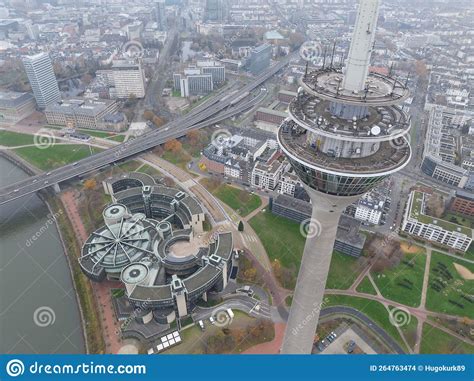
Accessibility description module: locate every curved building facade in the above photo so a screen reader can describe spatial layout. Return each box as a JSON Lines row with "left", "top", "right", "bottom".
{"left": 80, "top": 173, "right": 234, "bottom": 329}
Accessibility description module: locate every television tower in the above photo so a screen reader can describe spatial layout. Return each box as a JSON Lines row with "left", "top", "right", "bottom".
{"left": 279, "top": 0, "right": 411, "bottom": 354}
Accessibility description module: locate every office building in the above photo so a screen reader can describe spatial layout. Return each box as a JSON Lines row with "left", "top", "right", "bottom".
{"left": 44, "top": 98, "right": 122, "bottom": 131}
{"left": 0, "top": 91, "right": 36, "bottom": 125}
{"left": 450, "top": 191, "right": 474, "bottom": 217}
{"left": 402, "top": 191, "right": 472, "bottom": 252}
{"left": 153, "top": 0, "right": 166, "bottom": 30}
{"left": 111, "top": 61, "right": 146, "bottom": 99}
{"left": 205, "top": 0, "right": 227, "bottom": 22}
{"left": 22, "top": 53, "right": 61, "bottom": 109}
{"left": 247, "top": 44, "right": 271, "bottom": 75}
{"left": 80, "top": 173, "right": 234, "bottom": 338}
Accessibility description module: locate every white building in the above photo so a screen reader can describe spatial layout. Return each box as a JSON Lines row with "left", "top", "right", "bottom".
{"left": 251, "top": 160, "right": 284, "bottom": 191}
{"left": 278, "top": 172, "right": 299, "bottom": 197}
{"left": 402, "top": 191, "right": 473, "bottom": 252}
{"left": 22, "top": 53, "right": 61, "bottom": 109}
{"left": 110, "top": 61, "right": 146, "bottom": 99}
{"left": 354, "top": 199, "right": 384, "bottom": 225}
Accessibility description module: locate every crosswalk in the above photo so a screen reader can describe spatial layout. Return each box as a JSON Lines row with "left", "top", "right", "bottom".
{"left": 241, "top": 232, "right": 258, "bottom": 244}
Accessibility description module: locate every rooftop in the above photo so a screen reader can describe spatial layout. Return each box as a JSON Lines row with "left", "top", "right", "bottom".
{"left": 278, "top": 120, "right": 411, "bottom": 176}
{"left": 409, "top": 191, "right": 471, "bottom": 236}
{"left": 289, "top": 93, "right": 410, "bottom": 142}
{"left": 300, "top": 69, "right": 410, "bottom": 106}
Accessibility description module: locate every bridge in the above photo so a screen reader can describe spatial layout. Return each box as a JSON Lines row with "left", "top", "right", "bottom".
{"left": 0, "top": 54, "right": 295, "bottom": 205}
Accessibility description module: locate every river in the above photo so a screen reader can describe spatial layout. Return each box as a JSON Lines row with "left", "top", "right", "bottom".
{"left": 0, "top": 157, "right": 85, "bottom": 354}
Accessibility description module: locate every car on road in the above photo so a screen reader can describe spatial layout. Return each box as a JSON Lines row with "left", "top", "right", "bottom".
{"left": 13, "top": 189, "right": 19, "bottom": 193}
{"left": 46, "top": 172, "right": 51, "bottom": 176}
{"left": 44, "top": 180, "right": 49, "bottom": 184}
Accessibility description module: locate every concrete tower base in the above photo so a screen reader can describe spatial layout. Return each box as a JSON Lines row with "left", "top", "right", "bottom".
{"left": 281, "top": 188, "right": 361, "bottom": 354}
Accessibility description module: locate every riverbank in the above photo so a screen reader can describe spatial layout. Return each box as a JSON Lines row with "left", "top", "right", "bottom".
{"left": 0, "top": 150, "right": 102, "bottom": 354}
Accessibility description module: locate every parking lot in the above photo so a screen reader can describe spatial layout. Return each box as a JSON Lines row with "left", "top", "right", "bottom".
{"left": 319, "top": 326, "right": 377, "bottom": 355}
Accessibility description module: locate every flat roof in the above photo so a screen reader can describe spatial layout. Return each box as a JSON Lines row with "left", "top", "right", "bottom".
{"left": 410, "top": 191, "right": 471, "bottom": 236}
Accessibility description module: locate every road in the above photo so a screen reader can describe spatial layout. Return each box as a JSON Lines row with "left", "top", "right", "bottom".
{"left": 0, "top": 53, "right": 296, "bottom": 205}
{"left": 320, "top": 306, "right": 405, "bottom": 354}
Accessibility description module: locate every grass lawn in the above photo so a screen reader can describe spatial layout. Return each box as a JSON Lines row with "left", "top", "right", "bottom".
{"left": 0, "top": 130, "right": 49, "bottom": 147}
{"left": 249, "top": 209, "right": 304, "bottom": 281}
{"left": 388, "top": 305, "right": 418, "bottom": 351}
{"left": 115, "top": 160, "right": 142, "bottom": 173}
{"left": 77, "top": 129, "right": 111, "bottom": 139}
{"left": 356, "top": 276, "right": 378, "bottom": 295}
{"left": 162, "top": 149, "right": 192, "bottom": 171}
{"left": 371, "top": 251, "right": 426, "bottom": 307}
{"left": 326, "top": 251, "right": 365, "bottom": 290}
{"left": 135, "top": 163, "right": 163, "bottom": 177}
{"left": 425, "top": 251, "right": 474, "bottom": 318}
{"left": 420, "top": 323, "right": 474, "bottom": 354}
{"left": 14, "top": 144, "right": 102, "bottom": 170}
{"left": 106, "top": 134, "right": 126, "bottom": 142}
{"left": 201, "top": 178, "right": 262, "bottom": 217}
{"left": 442, "top": 212, "right": 474, "bottom": 229}
{"left": 323, "top": 294, "right": 407, "bottom": 352}
{"left": 213, "top": 185, "right": 262, "bottom": 217}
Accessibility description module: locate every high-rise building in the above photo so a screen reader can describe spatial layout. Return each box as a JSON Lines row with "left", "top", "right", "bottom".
{"left": 278, "top": 0, "right": 411, "bottom": 353}
{"left": 22, "top": 53, "right": 61, "bottom": 109}
{"left": 153, "top": 0, "right": 166, "bottom": 30}
{"left": 205, "top": 0, "right": 227, "bottom": 22}
{"left": 247, "top": 44, "right": 272, "bottom": 75}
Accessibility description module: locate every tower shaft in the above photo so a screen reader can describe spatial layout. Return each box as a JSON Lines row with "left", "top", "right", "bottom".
{"left": 342, "top": 0, "right": 380, "bottom": 93}
{"left": 280, "top": 190, "right": 360, "bottom": 354}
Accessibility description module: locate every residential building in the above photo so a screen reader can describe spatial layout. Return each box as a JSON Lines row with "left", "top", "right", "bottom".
{"left": 450, "top": 191, "right": 474, "bottom": 217}
{"left": 402, "top": 191, "right": 473, "bottom": 252}
{"left": 354, "top": 198, "right": 384, "bottom": 225}
{"left": 0, "top": 91, "right": 36, "bottom": 125}
{"left": 22, "top": 53, "right": 61, "bottom": 109}
{"left": 251, "top": 160, "right": 285, "bottom": 191}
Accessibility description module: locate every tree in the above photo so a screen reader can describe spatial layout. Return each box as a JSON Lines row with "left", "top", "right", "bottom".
{"left": 238, "top": 221, "right": 244, "bottom": 232}
{"left": 152, "top": 115, "right": 164, "bottom": 127}
{"left": 84, "top": 178, "right": 97, "bottom": 190}
{"left": 143, "top": 110, "right": 155, "bottom": 121}
{"left": 164, "top": 139, "right": 182, "bottom": 153}
{"left": 186, "top": 130, "right": 200, "bottom": 144}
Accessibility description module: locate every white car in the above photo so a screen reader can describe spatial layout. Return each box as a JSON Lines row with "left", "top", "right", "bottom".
{"left": 209, "top": 316, "right": 215, "bottom": 325}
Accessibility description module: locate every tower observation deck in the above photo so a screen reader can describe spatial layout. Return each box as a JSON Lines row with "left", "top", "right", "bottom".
{"left": 279, "top": 0, "right": 411, "bottom": 354}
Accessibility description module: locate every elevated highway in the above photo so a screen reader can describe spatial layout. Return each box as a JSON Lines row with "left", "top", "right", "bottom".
{"left": 0, "top": 54, "right": 295, "bottom": 205}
